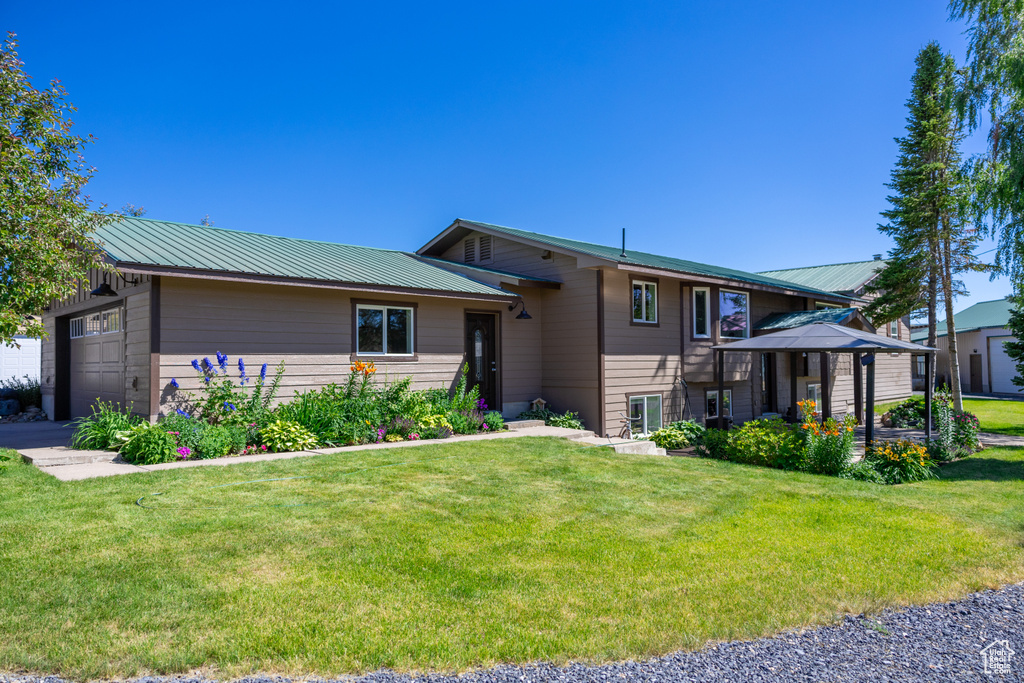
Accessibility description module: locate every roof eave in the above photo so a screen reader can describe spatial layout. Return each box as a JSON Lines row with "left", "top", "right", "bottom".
{"left": 113, "top": 261, "right": 518, "bottom": 302}
{"left": 614, "top": 263, "right": 853, "bottom": 303}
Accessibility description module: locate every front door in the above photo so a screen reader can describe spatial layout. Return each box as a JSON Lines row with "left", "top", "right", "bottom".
{"left": 970, "top": 354, "right": 983, "bottom": 393}
{"left": 465, "top": 313, "right": 498, "bottom": 411}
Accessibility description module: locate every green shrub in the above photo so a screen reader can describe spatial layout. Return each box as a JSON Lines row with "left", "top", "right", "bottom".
{"left": 840, "top": 460, "right": 885, "bottom": 484}
{"left": 158, "top": 414, "right": 208, "bottom": 452}
{"left": 548, "top": 411, "right": 585, "bottom": 430}
{"left": 952, "top": 409, "right": 980, "bottom": 455}
{"left": 70, "top": 401, "right": 142, "bottom": 450}
{"left": 119, "top": 425, "right": 178, "bottom": 465}
{"left": 667, "top": 420, "right": 706, "bottom": 444}
{"left": 865, "top": 439, "right": 937, "bottom": 484}
{"left": 649, "top": 426, "right": 690, "bottom": 450}
{"left": 195, "top": 424, "right": 247, "bottom": 459}
{"left": 886, "top": 398, "right": 926, "bottom": 428}
{"left": 694, "top": 428, "right": 730, "bottom": 459}
{"left": 517, "top": 407, "right": 557, "bottom": 422}
{"left": 0, "top": 374, "right": 41, "bottom": 409}
{"left": 260, "top": 420, "right": 318, "bottom": 453}
{"left": 448, "top": 410, "right": 485, "bottom": 435}
{"left": 482, "top": 411, "right": 505, "bottom": 432}
{"left": 801, "top": 413, "right": 857, "bottom": 476}
{"left": 728, "top": 418, "right": 805, "bottom": 470}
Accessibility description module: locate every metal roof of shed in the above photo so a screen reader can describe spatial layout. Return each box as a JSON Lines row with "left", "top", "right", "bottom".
{"left": 909, "top": 298, "right": 1014, "bottom": 341}
{"left": 95, "top": 218, "right": 517, "bottom": 298}
{"left": 757, "top": 259, "right": 886, "bottom": 294}
{"left": 714, "top": 323, "right": 933, "bottom": 354}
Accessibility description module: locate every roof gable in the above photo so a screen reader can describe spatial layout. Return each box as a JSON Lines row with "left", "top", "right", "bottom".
{"left": 95, "top": 217, "right": 515, "bottom": 299}
{"left": 757, "top": 260, "right": 886, "bottom": 294}
{"left": 419, "top": 219, "right": 851, "bottom": 301}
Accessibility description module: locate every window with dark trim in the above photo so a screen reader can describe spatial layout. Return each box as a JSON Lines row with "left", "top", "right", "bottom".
{"left": 719, "top": 289, "right": 749, "bottom": 339}
{"left": 693, "top": 287, "right": 710, "bottom": 337}
{"left": 706, "top": 389, "right": 732, "bottom": 419}
{"left": 356, "top": 304, "right": 414, "bottom": 355}
{"left": 632, "top": 280, "right": 658, "bottom": 323}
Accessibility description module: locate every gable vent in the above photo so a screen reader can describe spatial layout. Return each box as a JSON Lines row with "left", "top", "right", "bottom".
{"left": 464, "top": 238, "right": 476, "bottom": 262}
{"left": 478, "top": 234, "right": 492, "bottom": 262}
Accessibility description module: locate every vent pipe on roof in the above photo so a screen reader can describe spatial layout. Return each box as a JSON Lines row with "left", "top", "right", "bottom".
{"left": 873, "top": 254, "right": 882, "bottom": 260}
{"left": 620, "top": 228, "right": 627, "bottom": 258}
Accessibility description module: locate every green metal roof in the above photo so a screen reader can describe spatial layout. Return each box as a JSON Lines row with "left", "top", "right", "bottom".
{"left": 757, "top": 259, "right": 886, "bottom": 294}
{"left": 96, "top": 217, "right": 515, "bottom": 298}
{"left": 416, "top": 256, "right": 560, "bottom": 284}
{"left": 453, "top": 220, "right": 850, "bottom": 300}
{"left": 909, "top": 298, "right": 1014, "bottom": 341}
{"left": 755, "top": 308, "right": 858, "bottom": 331}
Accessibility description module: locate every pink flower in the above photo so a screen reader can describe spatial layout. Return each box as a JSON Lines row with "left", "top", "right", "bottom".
{"left": 177, "top": 446, "right": 192, "bottom": 459}
{"left": 408, "top": 433, "right": 420, "bottom": 440}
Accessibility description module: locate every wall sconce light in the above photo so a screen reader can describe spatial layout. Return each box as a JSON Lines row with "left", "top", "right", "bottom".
{"left": 90, "top": 272, "right": 117, "bottom": 297}
{"left": 508, "top": 300, "right": 532, "bottom": 320}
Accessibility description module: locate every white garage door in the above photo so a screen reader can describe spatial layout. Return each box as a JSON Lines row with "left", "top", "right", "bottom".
{"left": 0, "top": 335, "right": 41, "bottom": 382}
{"left": 989, "top": 336, "right": 1022, "bottom": 395}
{"left": 69, "top": 308, "right": 125, "bottom": 418}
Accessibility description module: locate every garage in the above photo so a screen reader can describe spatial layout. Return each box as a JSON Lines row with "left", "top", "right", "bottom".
{"left": 988, "top": 335, "right": 1021, "bottom": 395}
{"left": 68, "top": 307, "right": 125, "bottom": 418}
{"left": 0, "top": 335, "right": 41, "bottom": 382}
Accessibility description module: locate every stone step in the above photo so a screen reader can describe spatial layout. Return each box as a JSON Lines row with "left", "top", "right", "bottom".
{"left": 20, "top": 448, "right": 117, "bottom": 467}
{"left": 575, "top": 436, "right": 667, "bottom": 456}
{"left": 505, "top": 419, "right": 546, "bottom": 430}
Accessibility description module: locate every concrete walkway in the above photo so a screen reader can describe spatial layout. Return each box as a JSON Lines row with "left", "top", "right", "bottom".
{"left": 10, "top": 422, "right": 668, "bottom": 482}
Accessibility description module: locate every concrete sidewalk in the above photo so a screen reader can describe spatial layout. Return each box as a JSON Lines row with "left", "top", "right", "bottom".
{"left": 17, "top": 423, "right": 619, "bottom": 481}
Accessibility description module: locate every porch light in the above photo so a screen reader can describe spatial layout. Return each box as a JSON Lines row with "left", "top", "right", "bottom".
{"left": 508, "top": 300, "right": 532, "bottom": 320}
{"left": 90, "top": 273, "right": 117, "bottom": 297}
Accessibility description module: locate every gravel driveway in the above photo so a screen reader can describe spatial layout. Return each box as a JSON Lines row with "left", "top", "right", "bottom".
{"left": 7, "top": 583, "right": 1022, "bottom": 682}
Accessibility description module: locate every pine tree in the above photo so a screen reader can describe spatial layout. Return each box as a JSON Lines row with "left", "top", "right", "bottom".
{"left": 1004, "top": 295, "right": 1024, "bottom": 390}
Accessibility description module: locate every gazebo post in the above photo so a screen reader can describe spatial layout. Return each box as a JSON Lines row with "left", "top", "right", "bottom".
{"left": 789, "top": 351, "right": 798, "bottom": 422}
{"left": 819, "top": 351, "right": 831, "bottom": 421}
{"left": 924, "top": 352, "right": 933, "bottom": 438}
{"left": 853, "top": 352, "right": 863, "bottom": 424}
{"left": 717, "top": 349, "right": 725, "bottom": 430}
{"left": 865, "top": 355, "right": 875, "bottom": 446}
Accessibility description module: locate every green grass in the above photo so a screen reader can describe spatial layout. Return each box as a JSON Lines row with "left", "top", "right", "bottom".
{"left": 1, "top": 437, "right": 1023, "bottom": 678}
{"left": 875, "top": 396, "right": 1024, "bottom": 436}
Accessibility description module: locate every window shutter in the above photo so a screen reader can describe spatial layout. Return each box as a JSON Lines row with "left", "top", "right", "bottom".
{"left": 464, "top": 238, "right": 476, "bottom": 262}
{"left": 478, "top": 235, "right": 492, "bottom": 262}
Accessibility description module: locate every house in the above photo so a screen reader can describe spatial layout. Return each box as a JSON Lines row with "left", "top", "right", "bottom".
{"left": 41, "top": 217, "right": 911, "bottom": 436}
{"left": 758, "top": 257, "right": 914, "bottom": 408}
{"left": 909, "top": 298, "right": 1020, "bottom": 395}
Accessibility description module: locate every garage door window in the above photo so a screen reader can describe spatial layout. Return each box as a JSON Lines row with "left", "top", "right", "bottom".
{"left": 70, "top": 308, "right": 122, "bottom": 339}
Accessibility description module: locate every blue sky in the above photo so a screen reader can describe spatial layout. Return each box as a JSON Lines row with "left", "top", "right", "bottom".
{"left": 8, "top": 0, "right": 1008, "bottom": 312}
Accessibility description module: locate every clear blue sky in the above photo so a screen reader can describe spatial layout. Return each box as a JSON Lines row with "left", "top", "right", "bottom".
{"left": 8, "top": 0, "right": 1009, "bottom": 312}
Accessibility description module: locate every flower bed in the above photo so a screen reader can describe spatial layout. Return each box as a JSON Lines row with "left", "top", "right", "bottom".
{"left": 70, "top": 355, "right": 511, "bottom": 465}
{"left": 691, "top": 400, "right": 940, "bottom": 485}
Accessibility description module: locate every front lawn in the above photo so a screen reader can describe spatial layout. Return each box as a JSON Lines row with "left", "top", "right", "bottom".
{"left": 1, "top": 437, "right": 1022, "bottom": 678}
{"left": 962, "top": 397, "right": 1024, "bottom": 437}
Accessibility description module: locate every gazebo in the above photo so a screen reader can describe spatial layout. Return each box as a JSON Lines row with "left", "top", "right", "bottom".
{"left": 711, "top": 323, "right": 937, "bottom": 445}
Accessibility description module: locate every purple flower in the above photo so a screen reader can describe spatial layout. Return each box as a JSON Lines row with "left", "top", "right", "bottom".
{"left": 203, "top": 357, "right": 214, "bottom": 371}
{"left": 238, "top": 358, "right": 246, "bottom": 374}
{"left": 260, "top": 363, "right": 268, "bottom": 381}
{"left": 176, "top": 409, "right": 190, "bottom": 417}
{"left": 217, "top": 351, "right": 228, "bottom": 370}
{"left": 177, "top": 446, "right": 192, "bottom": 459}
{"left": 223, "top": 401, "right": 236, "bottom": 411}
{"left": 477, "top": 399, "right": 488, "bottom": 410}
{"left": 204, "top": 376, "right": 211, "bottom": 384}
{"left": 191, "top": 359, "right": 201, "bottom": 371}
{"left": 170, "top": 378, "right": 179, "bottom": 389}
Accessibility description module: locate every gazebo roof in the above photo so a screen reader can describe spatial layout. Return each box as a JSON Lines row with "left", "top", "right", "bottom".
{"left": 713, "top": 322, "right": 935, "bottom": 354}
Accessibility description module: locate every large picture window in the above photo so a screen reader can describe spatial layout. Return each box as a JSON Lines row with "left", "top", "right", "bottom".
{"left": 632, "top": 280, "right": 658, "bottom": 324}
{"left": 719, "top": 289, "right": 749, "bottom": 339}
{"left": 706, "top": 389, "right": 732, "bottom": 419}
{"left": 629, "top": 394, "right": 662, "bottom": 435}
{"left": 693, "top": 287, "right": 710, "bottom": 337}
{"left": 356, "top": 305, "right": 414, "bottom": 355}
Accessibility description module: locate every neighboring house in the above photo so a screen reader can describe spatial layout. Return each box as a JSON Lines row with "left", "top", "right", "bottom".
{"left": 42, "top": 217, "right": 907, "bottom": 436}
{"left": 909, "top": 298, "right": 1020, "bottom": 395}
{"left": 1, "top": 335, "right": 41, "bottom": 383}
{"left": 758, "top": 257, "right": 914, "bottom": 407}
